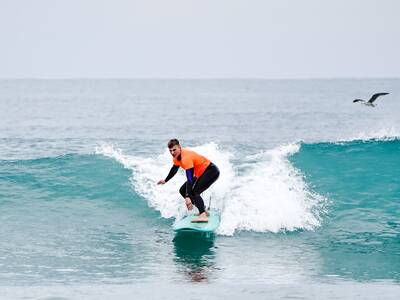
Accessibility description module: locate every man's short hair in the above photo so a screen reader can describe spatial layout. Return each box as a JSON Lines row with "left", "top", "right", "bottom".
{"left": 168, "top": 139, "right": 180, "bottom": 148}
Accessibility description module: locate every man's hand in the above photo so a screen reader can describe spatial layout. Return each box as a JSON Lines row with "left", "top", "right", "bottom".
{"left": 157, "top": 179, "right": 166, "bottom": 185}
{"left": 185, "top": 197, "right": 193, "bottom": 210}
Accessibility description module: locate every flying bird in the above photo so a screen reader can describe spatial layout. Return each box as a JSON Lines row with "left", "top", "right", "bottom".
{"left": 353, "top": 93, "right": 389, "bottom": 107}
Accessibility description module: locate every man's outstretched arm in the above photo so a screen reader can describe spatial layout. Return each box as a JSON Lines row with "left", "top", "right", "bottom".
{"left": 165, "top": 165, "right": 180, "bottom": 182}
{"left": 157, "top": 165, "right": 179, "bottom": 185}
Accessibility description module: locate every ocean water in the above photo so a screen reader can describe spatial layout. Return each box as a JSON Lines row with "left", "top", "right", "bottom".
{"left": 0, "top": 79, "right": 399, "bottom": 299}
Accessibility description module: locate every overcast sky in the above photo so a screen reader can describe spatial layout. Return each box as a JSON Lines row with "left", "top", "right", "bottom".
{"left": 1, "top": 0, "right": 399, "bottom": 79}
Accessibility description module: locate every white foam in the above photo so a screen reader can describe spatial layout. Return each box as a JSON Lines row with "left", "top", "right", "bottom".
{"left": 336, "top": 126, "right": 400, "bottom": 143}
{"left": 96, "top": 142, "right": 325, "bottom": 236}
{"left": 95, "top": 143, "right": 234, "bottom": 221}
{"left": 218, "top": 143, "right": 324, "bottom": 235}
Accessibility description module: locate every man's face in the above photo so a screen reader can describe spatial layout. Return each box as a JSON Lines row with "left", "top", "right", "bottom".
{"left": 169, "top": 145, "right": 181, "bottom": 159}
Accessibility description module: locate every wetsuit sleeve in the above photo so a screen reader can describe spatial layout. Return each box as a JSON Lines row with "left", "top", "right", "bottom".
{"left": 165, "top": 165, "right": 179, "bottom": 182}
{"left": 185, "top": 168, "right": 195, "bottom": 197}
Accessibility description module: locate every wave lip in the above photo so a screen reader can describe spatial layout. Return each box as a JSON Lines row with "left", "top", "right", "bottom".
{"left": 219, "top": 143, "right": 325, "bottom": 235}
{"left": 335, "top": 126, "right": 400, "bottom": 143}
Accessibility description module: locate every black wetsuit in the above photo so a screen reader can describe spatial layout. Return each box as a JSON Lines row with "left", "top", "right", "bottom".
{"left": 165, "top": 162, "right": 220, "bottom": 214}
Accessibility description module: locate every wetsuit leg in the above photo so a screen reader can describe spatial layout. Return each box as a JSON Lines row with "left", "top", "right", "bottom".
{"left": 191, "top": 163, "right": 220, "bottom": 214}
{"left": 179, "top": 182, "right": 187, "bottom": 198}
{"left": 180, "top": 181, "right": 197, "bottom": 207}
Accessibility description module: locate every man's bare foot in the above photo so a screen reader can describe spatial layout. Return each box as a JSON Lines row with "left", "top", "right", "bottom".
{"left": 191, "top": 212, "right": 209, "bottom": 223}
{"left": 196, "top": 211, "right": 209, "bottom": 217}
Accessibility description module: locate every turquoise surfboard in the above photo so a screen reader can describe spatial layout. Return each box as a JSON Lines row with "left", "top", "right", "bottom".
{"left": 173, "top": 210, "right": 220, "bottom": 232}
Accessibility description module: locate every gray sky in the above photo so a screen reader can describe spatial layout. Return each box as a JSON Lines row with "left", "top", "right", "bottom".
{"left": 1, "top": 0, "right": 399, "bottom": 79}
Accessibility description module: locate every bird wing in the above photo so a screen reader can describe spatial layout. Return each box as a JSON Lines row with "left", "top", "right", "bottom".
{"left": 368, "top": 93, "right": 389, "bottom": 103}
{"left": 353, "top": 99, "right": 364, "bottom": 103}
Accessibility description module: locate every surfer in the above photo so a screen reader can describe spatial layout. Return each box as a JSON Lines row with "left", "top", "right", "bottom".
{"left": 157, "top": 139, "right": 220, "bottom": 223}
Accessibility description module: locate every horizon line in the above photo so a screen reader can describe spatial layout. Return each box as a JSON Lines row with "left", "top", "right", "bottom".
{"left": 0, "top": 76, "right": 399, "bottom": 81}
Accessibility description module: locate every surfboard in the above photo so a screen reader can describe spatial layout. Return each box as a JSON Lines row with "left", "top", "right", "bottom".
{"left": 173, "top": 210, "right": 220, "bottom": 233}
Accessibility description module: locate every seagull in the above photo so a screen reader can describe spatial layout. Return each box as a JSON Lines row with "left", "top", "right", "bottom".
{"left": 353, "top": 93, "right": 389, "bottom": 107}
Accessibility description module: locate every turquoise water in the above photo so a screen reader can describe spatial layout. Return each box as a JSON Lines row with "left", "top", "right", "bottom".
{"left": 0, "top": 79, "right": 400, "bottom": 299}
{"left": 291, "top": 139, "right": 400, "bottom": 281}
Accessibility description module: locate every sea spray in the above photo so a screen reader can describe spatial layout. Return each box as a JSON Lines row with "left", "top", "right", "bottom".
{"left": 218, "top": 143, "right": 325, "bottom": 235}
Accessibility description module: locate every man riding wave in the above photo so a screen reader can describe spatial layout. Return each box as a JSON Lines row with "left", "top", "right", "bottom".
{"left": 157, "top": 139, "right": 220, "bottom": 223}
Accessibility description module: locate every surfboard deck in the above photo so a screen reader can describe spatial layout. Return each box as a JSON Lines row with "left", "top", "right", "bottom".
{"left": 173, "top": 210, "right": 220, "bottom": 232}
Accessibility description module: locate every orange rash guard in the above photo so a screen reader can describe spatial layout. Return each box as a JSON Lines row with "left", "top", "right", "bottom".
{"left": 173, "top": 148, "right": 211, "bottom": 178}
